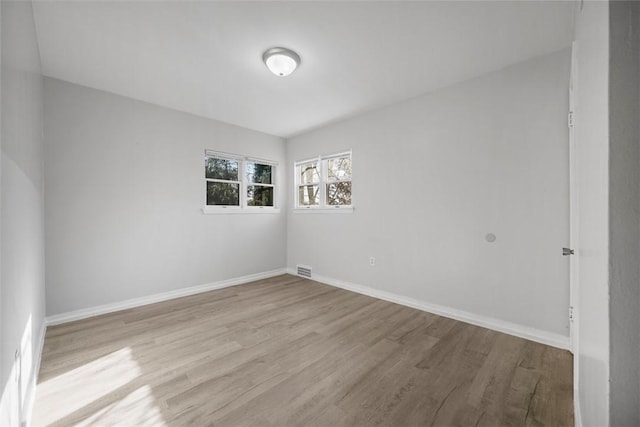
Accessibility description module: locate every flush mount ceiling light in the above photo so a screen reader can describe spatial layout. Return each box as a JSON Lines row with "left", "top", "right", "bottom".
{"left": 262, "top": 47, "right": 301, "bottom": 77}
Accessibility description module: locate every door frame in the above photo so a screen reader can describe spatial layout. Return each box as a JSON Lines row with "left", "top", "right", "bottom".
{"left": 569, "top": 41, "right": 579, "bottom": 352}
{"left": 568, "top": 40, "right": 580, "bottom": 396}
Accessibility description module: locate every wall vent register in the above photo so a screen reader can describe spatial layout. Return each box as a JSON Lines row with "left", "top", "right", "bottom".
{"left": 297, "top": 265, "right": 312, "bottom": 278}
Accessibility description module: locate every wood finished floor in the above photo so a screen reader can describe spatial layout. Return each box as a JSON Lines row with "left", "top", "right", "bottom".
{"left": 33, "top": 274, "right": 573, "bottom": 426}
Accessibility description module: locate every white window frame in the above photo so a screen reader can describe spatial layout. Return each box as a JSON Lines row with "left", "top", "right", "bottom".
{"left": 294, "top": 150, "right": 353, "bottom": 213}
{"left": 245, "top": 157, "right": 277, "bottom": 210}
{"left": 203, "top": 150, "right": 279, "bottom": 214}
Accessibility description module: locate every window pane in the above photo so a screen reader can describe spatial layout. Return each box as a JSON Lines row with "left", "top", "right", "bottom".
{"left": 247, "top": 185, "right": 274, "bottom": 207}
{"left": 298, "top": 185, "right": 320, "bottom": 206}
{"left": 207, "top": 182, "right": 240, "bottom": 206}
{"left": 205, "top": 157, "right": 239, "bottom": 181}
{"left": 246, "top": 162, "right": 272, "bottom": 185}
{"left": 298, "top": 161, "right": 320, "bottom": 185}
{"left": 327, "top": 156, "right": 352, "bottom": 182}
{"left": 326, "top": 181, "right": 352, "bottom": 205}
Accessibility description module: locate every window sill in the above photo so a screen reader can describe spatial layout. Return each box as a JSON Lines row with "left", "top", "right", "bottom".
{"left": 293, "top": 207, "right": 354, "bottom": 214}
{"left": 202, "top": 206, "right": 281, "bottom": 215}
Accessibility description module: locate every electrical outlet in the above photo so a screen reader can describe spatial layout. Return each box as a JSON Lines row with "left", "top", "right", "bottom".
{"left": 369, "top": 257, "right": 375, "bottom": 266}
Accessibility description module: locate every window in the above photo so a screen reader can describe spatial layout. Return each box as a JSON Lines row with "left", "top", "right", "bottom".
{"left": 206, "top": 155, "right": 241, "bottom": 206}
{"left": 295, "top": 151, "right": 352, "bottom": 211}
{"left": 204, "top": 151, "right": 278, "bottom": 213}
{"left": 297, "top": 159, "right": 320, "bottom": 206}
{"left": 326, "top": 155, "right": 352, "bottom": 206}
{"left": 246, "top": 161, "right": 274, "bottom": 207}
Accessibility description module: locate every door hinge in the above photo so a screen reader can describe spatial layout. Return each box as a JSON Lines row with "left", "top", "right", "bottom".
{"left": 569, "top": 306, "right": 574, "bottom": 322}
{"left": 568, "top": 111, "right": 574, "bottom": 128}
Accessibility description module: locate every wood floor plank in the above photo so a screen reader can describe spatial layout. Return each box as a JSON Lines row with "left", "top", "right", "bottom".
{"left": 33, "top": 274, "right": 573, "bottom": 426}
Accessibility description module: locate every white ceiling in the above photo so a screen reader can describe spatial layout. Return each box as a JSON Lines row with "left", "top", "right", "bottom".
{"left": 32, "top": 1, "right": 575, "bottom": 138}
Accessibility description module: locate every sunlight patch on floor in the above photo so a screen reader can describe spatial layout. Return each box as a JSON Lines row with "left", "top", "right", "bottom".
{"left": 75, "top": 385, "right": 167, "bottom": 426}
{"left": 32, "top": 347, "right": 143, "bottom": 425}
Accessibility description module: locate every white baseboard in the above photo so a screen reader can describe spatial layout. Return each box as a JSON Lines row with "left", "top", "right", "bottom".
{"left": 24, "top": 320, "right": 46, "bottom": 427}
{"left": 287, "top": 269, "right": 570, "bottom": 350}
{"left": 46, "top": 268, "right": 287, "bottom": 326}
{"left": 574, "top": 390, "right": 582, "bottom": 427}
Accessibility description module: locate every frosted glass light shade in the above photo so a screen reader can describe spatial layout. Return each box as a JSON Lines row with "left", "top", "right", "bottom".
{"left": 263, "top": 47, "right": 300, "bottom": 77}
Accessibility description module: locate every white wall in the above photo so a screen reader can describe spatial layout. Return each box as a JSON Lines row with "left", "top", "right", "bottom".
{"left": 0, "top": 1, "right": 46, "bottom": 425}
{"left": 572, "top": 1, "right": 610, "bottom": 426}
{"left": 608, "top": 1, "right": 640, "bottom": 425}
{"left": 287, "top": 50, "right": 571, "bottom": 344}
{"left": 44, "top": 78, "right": 286, "bottom": 316}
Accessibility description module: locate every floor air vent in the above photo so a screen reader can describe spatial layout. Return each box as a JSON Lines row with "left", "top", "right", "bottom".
{"left": 297, "top": 265, "right": 312, "bottom": 278}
